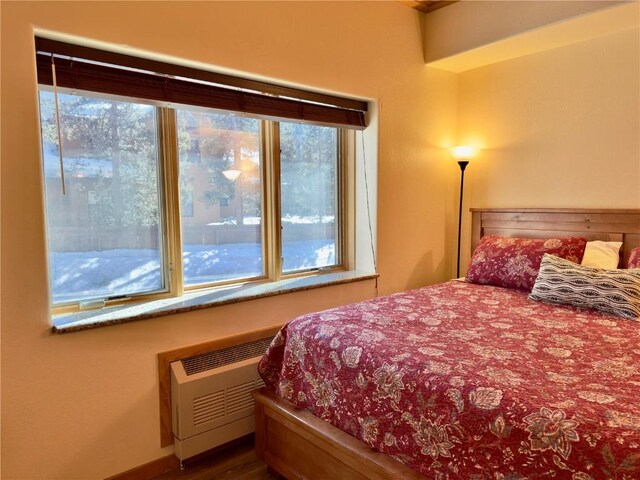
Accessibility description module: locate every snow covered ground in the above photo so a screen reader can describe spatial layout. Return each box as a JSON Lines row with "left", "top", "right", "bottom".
{"left": 49, "top": 240, "right": 335, "bottom": 303}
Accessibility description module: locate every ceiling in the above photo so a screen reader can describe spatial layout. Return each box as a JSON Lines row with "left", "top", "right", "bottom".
{"left": 399, "top": 1, "right": 458, "bottom": 14}
{"left": 426, "top": 0, "right": 640, "bottom": 72}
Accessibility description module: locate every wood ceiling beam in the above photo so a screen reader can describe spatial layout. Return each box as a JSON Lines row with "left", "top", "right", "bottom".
{"left": 399, "top": 1, "right": 458, "bottom": 14}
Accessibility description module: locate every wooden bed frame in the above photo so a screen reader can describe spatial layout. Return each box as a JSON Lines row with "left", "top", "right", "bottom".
{"left": 470, "top": 208, "right": 640, "bottom": 267}
{"left": 253, "top": 207, "right": 640, "bottom": 480}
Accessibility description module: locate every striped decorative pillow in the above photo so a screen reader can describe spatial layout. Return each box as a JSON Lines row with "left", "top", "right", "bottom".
{"left": 529, "top": 254, "right": 640, "bottom": 320}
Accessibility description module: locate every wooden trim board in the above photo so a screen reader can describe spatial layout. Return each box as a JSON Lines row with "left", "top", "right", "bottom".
{"left": 107, "top": 435, "right": 258, "bottom": 480}
{"left": 105, "top": 454, "right": 178, "bottom": 480}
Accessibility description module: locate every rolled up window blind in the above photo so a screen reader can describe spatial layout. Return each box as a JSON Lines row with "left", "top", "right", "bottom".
{"left": 35, "top": 37, "right": 367, "bottom": 129}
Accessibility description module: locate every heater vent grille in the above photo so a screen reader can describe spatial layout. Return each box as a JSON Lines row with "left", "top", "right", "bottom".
{"left": 192, "top": 378, "right": 266, "bottom": 427}
{"left": 181, "top": 336, "right": 275, "bottom": 376}
{"left": 193, "top": 390, "right": 225, "bottom": 426}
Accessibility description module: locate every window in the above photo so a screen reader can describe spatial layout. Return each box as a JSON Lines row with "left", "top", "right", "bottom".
{"left": 35, "top": 38, "right": 366, "bottom": 312}
{"left": 39, "top": 90, "right": 165, "bottom": 305}
{"left": 280, "top": 122, "right": 341, "bottom": 273}
{"left": 177, "top": 108, "right": 264, "bottom": 286}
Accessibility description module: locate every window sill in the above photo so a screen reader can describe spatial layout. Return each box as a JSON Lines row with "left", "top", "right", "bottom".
{"left": 52, "top": 270, "right": 379, "bottom": 333}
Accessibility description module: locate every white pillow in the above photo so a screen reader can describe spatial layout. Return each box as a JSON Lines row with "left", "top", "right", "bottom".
{"left": 581, "top": 241, "right": 622, "bottom": 269}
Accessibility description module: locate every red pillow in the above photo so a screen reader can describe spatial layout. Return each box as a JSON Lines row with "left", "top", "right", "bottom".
{"left": 466, "top": 236, "right": 587, "bottom": 291}
{"left": 627, "top": 247, "right": 640, "bottom": 269}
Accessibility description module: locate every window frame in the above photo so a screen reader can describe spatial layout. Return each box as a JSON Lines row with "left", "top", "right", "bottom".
{"left": 41, "top": 88, "right": 354, "bottom": 315}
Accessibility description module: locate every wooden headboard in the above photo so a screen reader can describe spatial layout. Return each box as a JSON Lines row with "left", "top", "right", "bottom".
{"left": 471, "top": 208, "right": 640, "bottom": 267}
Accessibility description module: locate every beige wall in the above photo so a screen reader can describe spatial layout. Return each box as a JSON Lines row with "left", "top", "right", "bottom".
{"left": 456, "top": 27, "right": 640, "bottom": 271}
{"left": 0, "top": 2, "right": 457, "bottom": 479}
{"left": 4, "top": 2, "right": 637, "bottom": 478}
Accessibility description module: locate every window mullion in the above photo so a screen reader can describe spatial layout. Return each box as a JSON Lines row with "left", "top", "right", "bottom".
{"left": 341, "top": 129, "right": 355, "bottom": 270}
{"left": 159, "top": 107, "right": 184, "bottom": 296}
{"left": 263, "top": 121, "right": 282, "bottom": 281}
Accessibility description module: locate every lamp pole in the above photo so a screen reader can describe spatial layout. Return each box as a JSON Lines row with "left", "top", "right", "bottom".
{"left": 450, "top": 145, "right": 476, "bottom": 278}
{"left": 456, "top": 160, "right": 469, "bottom": 278}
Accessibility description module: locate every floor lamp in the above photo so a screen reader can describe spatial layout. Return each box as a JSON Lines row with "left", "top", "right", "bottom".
{"left": 450, "top": 146, "right": 476, "bottom": 278}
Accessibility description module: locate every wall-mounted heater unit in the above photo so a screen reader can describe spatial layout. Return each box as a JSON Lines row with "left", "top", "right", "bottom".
{"left": 170, "top": 336, "right": 274, "bottom": 462}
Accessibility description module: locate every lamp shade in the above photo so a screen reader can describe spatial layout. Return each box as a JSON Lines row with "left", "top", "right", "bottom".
{"left": 222, "top": 169, "right": 242, "bottom": 181}
{"left": 450, "top": 146, "right": 476, "bottom": 160}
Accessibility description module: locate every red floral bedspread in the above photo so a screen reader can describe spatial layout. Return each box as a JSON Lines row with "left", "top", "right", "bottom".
{"left": 258, "top": 281, "right": 640, "bottom": 480}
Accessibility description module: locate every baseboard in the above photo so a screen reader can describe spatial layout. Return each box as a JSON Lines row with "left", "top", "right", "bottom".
{"left": 105, "top": 434, "right": 255, "bottom": 480}
{"left": 105, "top": 454, "right": 179, "bottom": 480}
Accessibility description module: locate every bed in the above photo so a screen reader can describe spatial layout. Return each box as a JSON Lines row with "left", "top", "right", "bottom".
{"left": 253, "top": 208, "right": 640, "bottom": 480}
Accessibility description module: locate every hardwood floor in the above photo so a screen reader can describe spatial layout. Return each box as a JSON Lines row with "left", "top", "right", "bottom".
{"left": 153, "top": 437, "right": 279, "bottom": 480}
